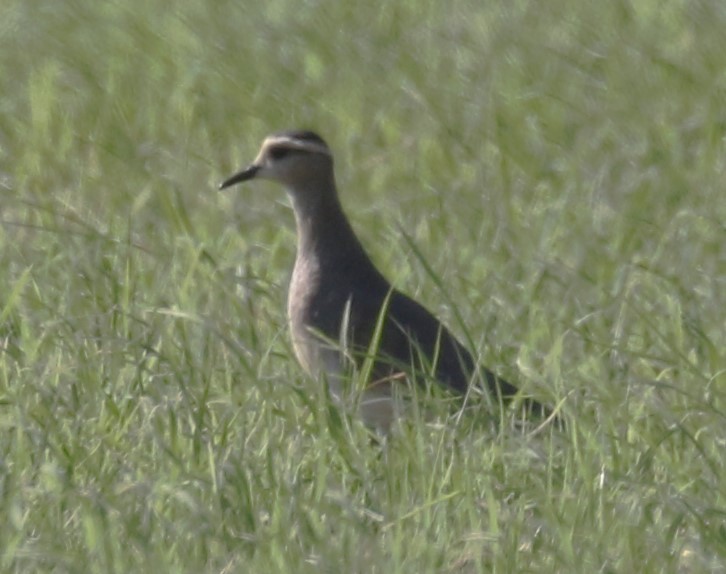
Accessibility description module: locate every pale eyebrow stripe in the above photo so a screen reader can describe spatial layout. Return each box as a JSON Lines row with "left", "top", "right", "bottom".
{"left": 264, "top": 136, "right": 332, "bottom": 157}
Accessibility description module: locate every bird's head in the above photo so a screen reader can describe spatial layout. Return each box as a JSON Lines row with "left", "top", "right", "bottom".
{"left": 219, "top": 130, "right": 333, "bottom": 191}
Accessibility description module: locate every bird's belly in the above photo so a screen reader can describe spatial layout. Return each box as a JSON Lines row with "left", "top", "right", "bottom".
{"left": 290, "top": 316, "right": 401, "bottom": 433}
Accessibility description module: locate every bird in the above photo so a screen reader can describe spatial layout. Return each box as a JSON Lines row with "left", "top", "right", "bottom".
{"left": 219, "top": 130, "right": 539, "bottom": 432}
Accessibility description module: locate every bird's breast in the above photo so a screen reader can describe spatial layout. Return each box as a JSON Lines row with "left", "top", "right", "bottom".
{"left": 287, "top": 255, "right": 349, "bottom": 376}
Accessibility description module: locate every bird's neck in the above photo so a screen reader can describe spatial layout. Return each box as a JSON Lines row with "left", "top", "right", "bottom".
{"left": 288, "top": 182, "right": 373, "bottom": 273}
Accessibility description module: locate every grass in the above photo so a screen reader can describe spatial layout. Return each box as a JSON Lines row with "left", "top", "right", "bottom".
{"left": 1, "top": 0, "right": 725, "bottom": 572}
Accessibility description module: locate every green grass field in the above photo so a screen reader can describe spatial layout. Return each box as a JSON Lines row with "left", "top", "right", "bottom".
{"left": 2, "top": 1, "right": 725, "bottom": 572}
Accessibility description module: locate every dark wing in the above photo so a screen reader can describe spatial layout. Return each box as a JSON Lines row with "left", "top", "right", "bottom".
{"left": 345, "top": 284, "right": 518, "bottom": 399}
{"left": 385, "top": 290, "right": 518, "bottom": 397}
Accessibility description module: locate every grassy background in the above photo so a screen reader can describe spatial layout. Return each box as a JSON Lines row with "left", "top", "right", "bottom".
{"left": 2, "top": 0, "right": 725, "bottom": 572}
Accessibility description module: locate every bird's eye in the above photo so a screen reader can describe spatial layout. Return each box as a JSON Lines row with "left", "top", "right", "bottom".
{"left": 269, "top": 147, "right": 291, "bottom": 160}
